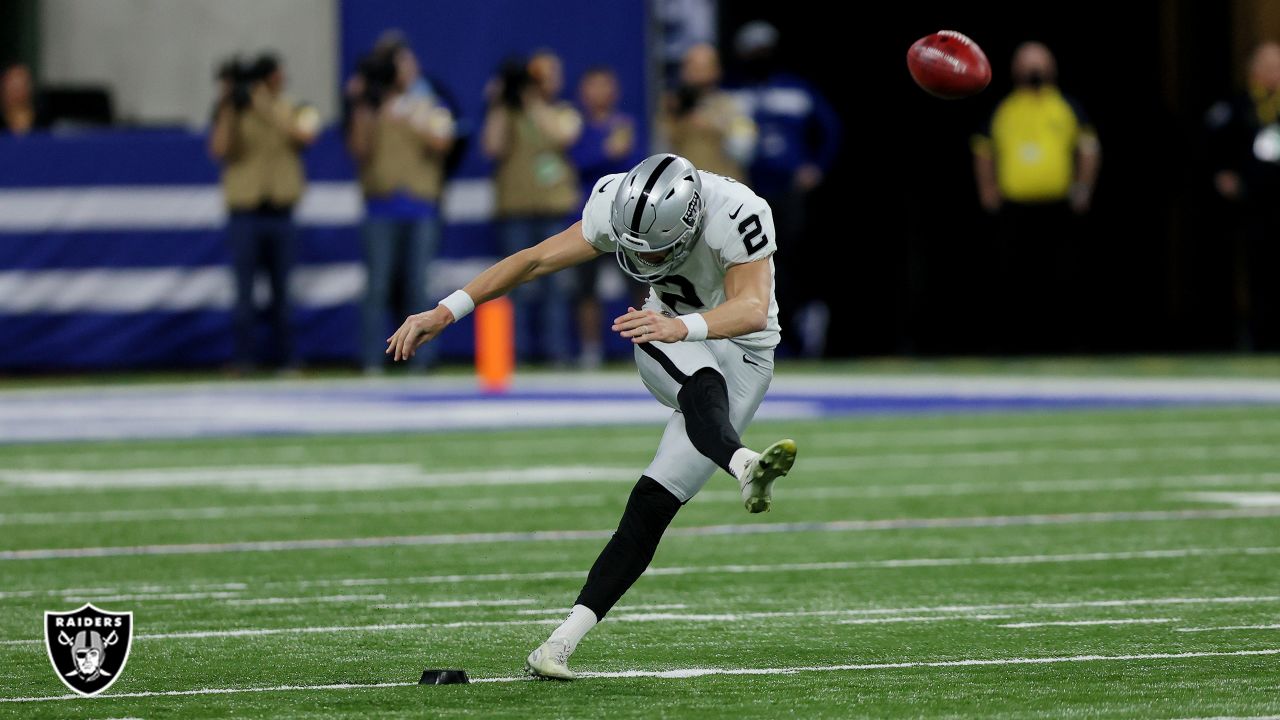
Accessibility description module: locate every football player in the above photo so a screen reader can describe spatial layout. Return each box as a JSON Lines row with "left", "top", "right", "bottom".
{"left": 386, "top": 153, "right": 798, "bottom": 680}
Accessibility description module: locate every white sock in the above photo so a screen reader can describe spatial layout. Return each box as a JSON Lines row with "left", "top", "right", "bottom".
{"left": 729, "top": 447, "right": 759, "bottom": 482}
{"left": 548, "top": 604, "right": 597, "bottom": 654}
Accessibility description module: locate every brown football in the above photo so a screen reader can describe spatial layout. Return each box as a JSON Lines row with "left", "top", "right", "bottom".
{"left": 907, "top": 30, "right": 992, "bottom": 100}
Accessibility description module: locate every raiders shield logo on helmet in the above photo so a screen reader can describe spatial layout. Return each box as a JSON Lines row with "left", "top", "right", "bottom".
{"left": 44, "top": 603, "right": 133, "bottom": 697}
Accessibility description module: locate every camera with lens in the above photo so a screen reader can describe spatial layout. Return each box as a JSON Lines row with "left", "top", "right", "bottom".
{"left": 495, "top": 58, "right": 532, "bottom": 110}
{"left": 672, "top": 84, "right": 703, "bottom": 117}
{"left": 216, "top": 54, "right": 274, "bottom": 111}
{"left": 355, "top": 49, "right": 398, "bottom": 108}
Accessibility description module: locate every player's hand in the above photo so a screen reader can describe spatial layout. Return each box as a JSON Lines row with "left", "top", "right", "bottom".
{"left": 386, "top": 306, "right": 454, "bottom": 361}
{"left": 612, "top": 307, "right": 687, "bottom": 344}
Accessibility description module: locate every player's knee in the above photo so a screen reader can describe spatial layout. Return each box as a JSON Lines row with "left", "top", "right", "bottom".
{"left": 676, "top": 368, "right": 728, "bottom": 410}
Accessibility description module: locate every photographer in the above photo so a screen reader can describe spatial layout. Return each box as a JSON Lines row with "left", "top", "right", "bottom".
{"left": 661, "top": 43, "right": 756, "bottom": 181}
{"left": 347, "top": 36, "right": 456, "bottom": 373}
{"left": 482, "top": 50, "right": 582, "bottom": 364}
{"left": 209, "top": 53, "right": 319, "bottom": 374}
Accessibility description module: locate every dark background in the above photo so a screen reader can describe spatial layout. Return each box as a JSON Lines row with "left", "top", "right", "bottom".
{"left": 720, "top": 1, "right": 1240, "bottom": 356}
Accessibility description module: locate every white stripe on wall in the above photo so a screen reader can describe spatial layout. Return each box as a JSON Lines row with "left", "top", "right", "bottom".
{"left": 0, "top": 258, "right": 500, "bottom": 313}
{"left": 0, "top": 179, "right": 495, "bottom": 232}
{"left": 0, "top": 264, "right": 361, "bottom": 312}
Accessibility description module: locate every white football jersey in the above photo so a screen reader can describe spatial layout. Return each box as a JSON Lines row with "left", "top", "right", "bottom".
{"left": 581, "top": 171, "right": 781, "bottom": 350}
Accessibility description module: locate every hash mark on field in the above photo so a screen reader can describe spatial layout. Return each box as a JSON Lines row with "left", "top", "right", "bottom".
{"left": 3, "top": 649, "right": 1279, "bottom": 701}
{"left": 1176, "top": 624, "right": 1280, "bottom": 632}
{"left": 998, "top": 618, "right": 1178, "bottom": 628}
{"left": 5, "top": 508, "right": 1280, "bottom": 560}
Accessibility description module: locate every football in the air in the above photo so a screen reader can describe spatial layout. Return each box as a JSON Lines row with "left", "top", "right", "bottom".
{"left": 906, "top": 30, "right": 992, "bottom": 99}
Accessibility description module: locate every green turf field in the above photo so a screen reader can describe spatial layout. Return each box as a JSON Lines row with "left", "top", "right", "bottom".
{"left": 2, "top": 404, "right": 1280, "bottom": 718}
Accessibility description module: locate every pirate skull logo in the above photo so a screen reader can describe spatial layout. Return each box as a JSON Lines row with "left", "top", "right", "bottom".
{"left": 44, "top": 604, "right": 133, "bottom": 696}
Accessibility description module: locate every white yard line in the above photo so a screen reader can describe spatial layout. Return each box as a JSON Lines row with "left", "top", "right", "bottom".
{"left": 10, "top": 471, "right": 1280, "bottom": 527}
{"left": 3, "top": 597, "right": 1274, "bottom": 647}
{"left": 3, "top": 649, "right": 1279, "bottom": 702}
{"left": 223, "top": 594, "right": 385, "bottom": 606}
{"left": 0, "top": 464, "right": 636, "bottom": 491}
{"left": 801, "top": 443, "right": 1280, "bottom": 471}
{"left": 1176, "top": 624, "right": 1280, "bottom": 633}
{"left": 835, "top": 614, "right": 1010, "bottom": 625}
{"left": 998, "top": 618, "right": 1178, "bottom": 628}
{"left": 4, "top": 546, "right": 1276, "bottom": 599}
{"left": 5, "top": 507, "right": 1278, "bottom": 561}
{"left": 372, "top": 599, "right": 536, "bottom": 610}
{"left": 513, "top": 603, "right": 688, "bottom": 615}
{"left": 8, "top": 441, "right": 1280, "bottom": 495}
{"left": 58, "top": 591, "right": 244, "bottom": 603}
{"left": 805, "top": 419, "right": 1280, "bottom": 448}
{"left": 4, "top": 416, "right": 1276, "bottom": 466}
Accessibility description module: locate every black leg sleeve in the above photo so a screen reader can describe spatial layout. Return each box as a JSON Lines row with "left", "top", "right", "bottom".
{"left": 677, "top": 368, "right": 744, "bottom": 474}
{"left": 574, "top": 476, "right": 683, "bottom": 619}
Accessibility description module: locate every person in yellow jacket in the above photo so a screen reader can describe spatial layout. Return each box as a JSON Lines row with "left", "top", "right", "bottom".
{"left": 209, "top": 53, "right": 320, "bottom": 372}
{"left": 347, "top": 36, "right": 456, "bottom": 372}
{"left": 482, "top": 50, "right": 583, "bottom": 364}
{"left": 971, "top": 42, "right": 1101, "bottom": 352}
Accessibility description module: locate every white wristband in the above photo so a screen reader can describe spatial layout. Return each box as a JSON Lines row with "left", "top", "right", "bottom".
{"left": 438, "top": 290, "right": 475, "bottom": 321}
{"left": 678, "top": 313, "right": 708, "bottom": 342}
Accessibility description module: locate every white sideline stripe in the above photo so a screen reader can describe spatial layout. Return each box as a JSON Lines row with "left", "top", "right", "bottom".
{"left": 6, "top": 507, "right": 1279, "bottom": 561}
{"left": 14, "top": 471, "right": 1280, "bottom": 527}
{"left": 0, "top": 264, "right": 364, "bottom": 313}
{"left": 4, "top": 548, "right": 1276, "bottom": 600}
{"left": 998, "top": 618, "right": 1178, "bottom": 628}
{"left": 1176, "top": 624, "right": 1280, "bottom": 633}
{"left": 6, "top": 649, "right": 1277, "bottom": 701}
{"left": 372, "top": 598, "right": 535, "bottom": 609}
{"left": 0, "top": 464, "right": 635, "bottom": 491}
{"left": 0, "top": 180, "right": 494, "bottom": 231}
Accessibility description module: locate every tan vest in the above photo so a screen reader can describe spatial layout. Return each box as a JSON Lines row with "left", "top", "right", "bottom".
{"left": 358, "top": 101, "right": 446, "bottom": 202}
{"left": 493, "top": 105, "right": 580, "bottom": 217}
{"left": 220, "top": 95, "right": 306, "bottom": 210}
{"left": 664, "top": 92, "right": 746, "bottom": 181}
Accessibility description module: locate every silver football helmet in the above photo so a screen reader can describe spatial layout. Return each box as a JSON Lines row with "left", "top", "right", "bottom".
{"left": 609, "top": 154, "right": 704, "bottom": 282}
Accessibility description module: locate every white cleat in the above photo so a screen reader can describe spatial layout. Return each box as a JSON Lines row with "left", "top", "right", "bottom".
{"left": 739, "top": 439, "right": 798, "bottom": 514}
{"left": 525, "top": 639, "right": 576, "bottom": 681}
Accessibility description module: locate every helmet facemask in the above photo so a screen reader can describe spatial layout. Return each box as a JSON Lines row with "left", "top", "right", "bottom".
{"left": 612, "top": 214, "right": 701, "bottom": 283}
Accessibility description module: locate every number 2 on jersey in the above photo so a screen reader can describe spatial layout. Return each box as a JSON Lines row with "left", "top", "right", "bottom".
{"left": 738, "top": 214, "right": 768, "bottom": 255}
{"left": 653, "top": 275, "right": 705, "bottom": 313}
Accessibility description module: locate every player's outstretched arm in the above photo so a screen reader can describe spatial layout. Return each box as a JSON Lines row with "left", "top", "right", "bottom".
{"left": 386, "top": 221, "right": 600, "bottom": 361}
{"left": 614, "top": 259, "right": 771, "bottom": 344}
